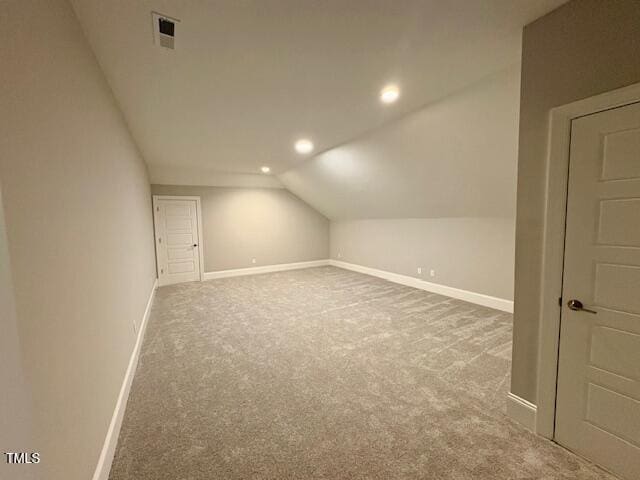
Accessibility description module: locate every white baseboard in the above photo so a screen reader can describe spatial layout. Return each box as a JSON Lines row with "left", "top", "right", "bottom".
{"left": 203, "top": 259, "right": 330, "bottom": 280}
{"left": 92, "top": 278, "right": 158, "bottom": 480}
{"left": 506, "top": 392, "right": 537, "bottom": 432}
{"left": 329, "top": 260, "right": 514, "bottom": 313}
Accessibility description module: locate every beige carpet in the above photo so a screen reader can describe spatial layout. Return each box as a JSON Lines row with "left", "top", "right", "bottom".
{"left": 109, "top": 266, "right": 613, "bottom": 479}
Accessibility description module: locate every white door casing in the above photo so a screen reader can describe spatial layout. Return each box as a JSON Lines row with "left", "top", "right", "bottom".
{"left": 153, "top": 196, "right": 204, "bottom": 286}
{"left": 555, "top": 101, "right": 640, "bottom": 480}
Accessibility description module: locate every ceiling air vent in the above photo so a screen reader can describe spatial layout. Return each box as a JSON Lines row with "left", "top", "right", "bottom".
{"left": 152, "top": 12, "right": 179, "bottom": 49}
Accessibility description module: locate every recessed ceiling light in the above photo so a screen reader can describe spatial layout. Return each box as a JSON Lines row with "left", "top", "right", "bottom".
{"left": 380, "top": 84, "right": 400, "bottom": 104}
{"left": 260, "top": 166, "right": 270, "bottom": 173}
{"left": 294, "top": 139, "right": 314, "bottom": 155}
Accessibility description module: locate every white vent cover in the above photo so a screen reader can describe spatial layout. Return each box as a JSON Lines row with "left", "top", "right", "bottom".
{"left": 152, "top": 12, "right": 179, "bottom": 49}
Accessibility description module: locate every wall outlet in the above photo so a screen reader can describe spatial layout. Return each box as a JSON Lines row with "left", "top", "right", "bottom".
{"left": 429, "top": 269, "right": 436, "bottom": 277}
{"left": 417, "top": 267, "right": 422, "bottom": 275}
{"left": 252, "top": 258, "right": 256, "bottom": 264}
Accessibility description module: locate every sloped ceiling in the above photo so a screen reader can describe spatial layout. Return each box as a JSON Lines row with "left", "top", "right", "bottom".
{"left": 281, "top": 66, "right": 521, "bottom": 219}
{"left": 70, "top": 0, "right": 565, "bottom": 218}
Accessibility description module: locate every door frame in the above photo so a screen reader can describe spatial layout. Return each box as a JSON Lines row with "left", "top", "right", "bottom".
{"left": 536, "top": 81, "right": 640, "bottom": 439}
{"left": 152, "top": 195, "right": 205, "bottom": 286}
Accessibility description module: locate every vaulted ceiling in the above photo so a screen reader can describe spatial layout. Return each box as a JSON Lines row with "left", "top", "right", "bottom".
{"left": 70, "top": 0, "right": 567, "bottom": 219}
{"left": 281, "top": 66, "right": 521, "bottom": 219}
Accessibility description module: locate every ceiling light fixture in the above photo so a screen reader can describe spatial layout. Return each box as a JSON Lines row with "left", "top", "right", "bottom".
{"left": 294, "top": 139, "right": 314, "bottom": 154}
{"left": 260, "top": 166, "right": 271, "bottom": 173}
{"left": 380, "top": 84, "right": 400, "bottom": 104}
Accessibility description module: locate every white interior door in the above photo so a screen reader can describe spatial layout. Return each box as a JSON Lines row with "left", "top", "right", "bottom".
{"left": 153, "top": 197, "right": 202, "bottom": 286}
{"left": 556, "top": 101, "right": 640, "bottom": 480}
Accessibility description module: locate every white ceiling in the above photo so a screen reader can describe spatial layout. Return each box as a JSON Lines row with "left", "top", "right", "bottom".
{"left": 281, "top": 66, "right": 521, "bottom": 219}
{"left": 70, "top": 0, "right": 566, "bottom": 176}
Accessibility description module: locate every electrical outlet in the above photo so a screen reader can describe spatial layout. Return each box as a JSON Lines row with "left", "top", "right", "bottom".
{"left": 417, "top": 267, "right": 422, "bottom": 275}
{"left": 252, "top": 258, "right": 256, "bottom": 264}
{"left": 430, "top": 269, "right": 436, "bottom": 277}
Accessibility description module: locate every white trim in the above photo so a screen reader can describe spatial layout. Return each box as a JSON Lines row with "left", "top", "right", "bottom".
{"left": 536, "top": 81, "right": 640, "bottom": 439}
{"left": 329, "top": 260, "right": 513, "bottom": 313}
{"left": 203, "top": 259, "right": 330, "bottom": 280}
{"left": 506, "top": 392, "right": 537, "bottom": 432}
{"left": 92, "top": 279, "right": 157, "bottom": 480}
{"left": 152, "top": 195, "right": 205, "bottom": 287}
{"left": 195, "top": 198, "right": 205, "bottom": 283}
{"left": 204, "top": 259, "right": 513, "bottom": 312}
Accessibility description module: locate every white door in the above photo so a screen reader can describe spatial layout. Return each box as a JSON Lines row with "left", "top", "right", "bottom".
{"left": 556, "top": 101, "right": 640, "bottom": 480}
{"left": 153, "top": 197, "right": 202, "bottom": 286}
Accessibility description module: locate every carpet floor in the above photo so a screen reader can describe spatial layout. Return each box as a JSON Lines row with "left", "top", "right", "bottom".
{"left": 109, "top": 266, "right": 614, "bottom": 480}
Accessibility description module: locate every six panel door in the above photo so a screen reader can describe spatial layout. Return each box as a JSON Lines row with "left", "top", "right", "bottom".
{"left": 556, "top": 101, "right": 640, "bottom": 480}
{"left": 154, "top": 199, "right": 201, "bottom": 286}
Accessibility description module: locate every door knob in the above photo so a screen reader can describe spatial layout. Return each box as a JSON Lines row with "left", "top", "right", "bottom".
{"left": 567, "top": 299, "right": 597, "bottom": 314}
{"left": 192, "top": 244, "right": 198, "bottom": 247}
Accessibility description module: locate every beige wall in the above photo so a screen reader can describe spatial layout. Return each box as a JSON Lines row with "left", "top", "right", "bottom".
{"left": 512, "top": 0, "right": 640, "bottom": 403}
{"left": 331, "top": 218, "right": 515, "bottom": 301}
{"left": 0, "top": 1, "right": 157, "bottom": 479}
{"left": 151, "top": 185, "right": 329, "bottom": 271}
{"left": 0, "top": 187, "right": 36, "bottom": 480}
